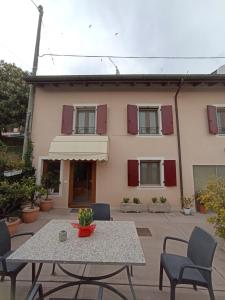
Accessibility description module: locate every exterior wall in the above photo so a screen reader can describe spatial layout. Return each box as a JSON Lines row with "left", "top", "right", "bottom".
{"left": 32, "top": 86, "right": 180, "bottom": 209}
{"left": 31, "top": 85, "right": 225, "bottom": 210}
{"left": 178, "top": 87, "right": 225, "bottom": 197}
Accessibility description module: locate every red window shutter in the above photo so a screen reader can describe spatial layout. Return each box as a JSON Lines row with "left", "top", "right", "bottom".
{"left": 164, "top": 160, "right": 177, "bottom": 186}
{"left": 161, "top": 105, "right": 174, "bottom": 135}
{"left": 61, "top": 105, "right": 74, "bottom": 135}
{"left": 96, "top": 104, "right": 107, "bottom": 134}
{"left": 127, "top": 105, "right": 138, "bottom": 134}
{"left": 128, "top": 160, "right": 139, "bottom": 186}
{"left": 207, "top": 105, "right": 218, "bottom": 134}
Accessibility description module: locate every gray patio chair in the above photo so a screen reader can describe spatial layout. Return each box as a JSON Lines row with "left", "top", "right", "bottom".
{"left": 91, "top": 203, "right": 112, "bottom": 221}
{"left": 159, "top": 226, "right": 217, "bottom": 300}
{"left": 0, "top": 220, "right": 35, "bottom": 300}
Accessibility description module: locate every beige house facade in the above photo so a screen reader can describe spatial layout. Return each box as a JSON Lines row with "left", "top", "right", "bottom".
{"left": 26, "top": 74, "right": 225, "bottom": 210}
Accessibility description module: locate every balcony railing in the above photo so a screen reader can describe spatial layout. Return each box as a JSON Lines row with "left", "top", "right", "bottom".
{"left": 75, "top": 127, "right": 95, "bottom": 134}
{"left": 139, "top": 127, "right": 159, "bottom": 134}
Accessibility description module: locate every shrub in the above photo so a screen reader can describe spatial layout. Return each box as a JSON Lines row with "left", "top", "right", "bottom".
{"left": 159, "top": 196, "right": 167, "bottom": 204}
{"left": 41, "top": 172, "right": 60, "bottom": 199}
{"left": 122, "top": 197, "right": 130, "bottom": 203}
{"left": 152, "top": 197, "right": 158, "bottom": 203}
{"left": 21, "top": 176, "right": 44, "bottom": 209}
{"left": 198, "top": 178, "right": 225, "bottom": 239}
{"left": 0, "top": 181, "right": 24, "bottom": 220}
{"left": 133, "top": 197, "right": 140, "bottom": 204}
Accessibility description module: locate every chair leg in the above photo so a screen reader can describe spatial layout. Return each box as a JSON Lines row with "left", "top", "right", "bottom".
{"left": 51, "top": 263, "right": 56, "bottom": 275}
{"left": 170, "top": 282, "right": 176, "bottom": 300}
{"left": 159, "top": 262, "right": 163, "bottom": 290}
{"left": 0, "top": 275, "right": 5, "bottom": 282}
{"left": 32, "top": 263, "right": 35, "bottom": 283}
{"left": 208, "top": 284, "right": 215, "bottom": 300}
{"left": 10, "top": 276, "right": 16, "bottom": 300}
{"left": 130, "top": 265, "right": 134, "bottom": 276}
{"left": 193, "top": 284, "right": 197, "bottom": 291}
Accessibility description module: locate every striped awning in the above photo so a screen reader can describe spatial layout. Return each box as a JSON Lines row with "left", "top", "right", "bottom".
{"left": 48, "top": 136, "right": 109, "bottom": 161}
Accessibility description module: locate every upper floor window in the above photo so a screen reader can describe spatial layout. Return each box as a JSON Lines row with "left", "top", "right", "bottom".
{"left": 217, "top": 107, "right": 225, "bottom": 134}
{"left": 139, "top": 107, "right": 159, "bottom": 135}
{"left": 127, "top": 104, "right": 173, "bottom": 136}
{"left": 61, "top": 104, "right": 107, "bottom": 135}
{"left": 75, "top": 107, "right": 96, "bottom": 134}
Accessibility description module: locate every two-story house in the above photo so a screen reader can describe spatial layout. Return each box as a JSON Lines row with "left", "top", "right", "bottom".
{"left": 25, "top": 74, "right": 225, "bottom": 210}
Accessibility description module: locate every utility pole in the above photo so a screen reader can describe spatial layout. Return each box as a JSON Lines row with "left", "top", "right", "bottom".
{"left": 22, "top": 5, "right": 44, "bottom": 158}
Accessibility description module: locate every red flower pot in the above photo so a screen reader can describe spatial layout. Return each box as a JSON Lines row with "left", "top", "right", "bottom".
{"left": 71, "top": 223, "right": 96, "bottom": 237}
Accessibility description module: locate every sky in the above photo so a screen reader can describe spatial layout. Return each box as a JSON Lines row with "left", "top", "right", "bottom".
{"left": 0, "top": 0, "right": 225, "bottom": 75}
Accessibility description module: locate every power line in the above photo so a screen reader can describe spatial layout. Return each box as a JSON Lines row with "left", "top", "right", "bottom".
{"left": 30, "top": 0, "right": 39, "bottom": 10}
{"left": 39, "top": 53, "right": 225, "bottom": 60}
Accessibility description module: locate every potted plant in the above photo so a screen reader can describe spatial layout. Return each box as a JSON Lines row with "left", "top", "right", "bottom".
{"left": 195, "top": 192, "right": 207, "bottom": 213}
{"left": 0, "top": 181, "right": 23, "bottom": 236}
{"left": 120, "top": 197, "right": 146, "bottom": 212}
{"left": 182, "top": 197, "right": 193, "bottom": 215}
{"left": 72, "top": 208, "right": 95, "bottom": 237}
{"left": 21, "top": 176, "right": 44, "bottom": 223}
{"left": 40, "top": 172, "right": 60, "bottom": 211}
{"left": 148, "top": 196, "right": 171, "bottom": 213}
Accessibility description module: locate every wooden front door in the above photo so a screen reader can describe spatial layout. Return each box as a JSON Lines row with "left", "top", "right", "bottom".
{"left": 69, "top": 161, "right": 96, "bottom": 208}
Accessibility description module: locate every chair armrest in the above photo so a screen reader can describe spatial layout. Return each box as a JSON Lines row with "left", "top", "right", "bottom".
{"left": 11, "top": 232, "right": 34, "bottom": 239}
{"left": 178, "top": 264, "right": 212, "bottom": 282}
{"left": 0, "top": 256, "right": 7, "bottom": 273}
{"left": 163, "top": 236, "right": 188, "bottom": 252}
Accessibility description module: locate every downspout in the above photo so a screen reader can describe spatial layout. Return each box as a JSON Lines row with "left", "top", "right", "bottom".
{"left": 174, "top": 78, "right": 184, "bottom": 206}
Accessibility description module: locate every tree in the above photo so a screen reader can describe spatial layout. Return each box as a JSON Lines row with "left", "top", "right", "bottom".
{"left": 0, "top": 60, "right": 29, "bottom": 134}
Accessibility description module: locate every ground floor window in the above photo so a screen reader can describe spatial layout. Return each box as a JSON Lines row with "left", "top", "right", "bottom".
{"left": 140, "top": 160, "right": 161, "bottom": 186}
{"left": 42, "top": 160, "right": 61, "bottom": 194}
{"left": 193, "top": 165, "right": 225, "bottom": 193}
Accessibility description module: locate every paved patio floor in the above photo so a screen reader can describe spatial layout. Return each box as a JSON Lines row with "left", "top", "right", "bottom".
{"left": 1, "top": 209, "right": 225, "bottom": 300}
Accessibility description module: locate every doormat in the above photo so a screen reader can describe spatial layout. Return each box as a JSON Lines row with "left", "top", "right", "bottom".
{"left": 136, "top": 227, "right": 152, "bottom": 237}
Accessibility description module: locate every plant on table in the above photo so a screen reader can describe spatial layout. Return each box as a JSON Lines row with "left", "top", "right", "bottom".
{"left": 78, "top": 208, "right": 94, "bottom": 227}
{"left": 197, "top": 178, "right": 225, "bottom": 240}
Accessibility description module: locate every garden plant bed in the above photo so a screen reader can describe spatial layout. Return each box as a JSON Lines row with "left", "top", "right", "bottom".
{"left": 120, "top": 203, "right": 147, "bottom": 213}
{"left": 148, "top": 202, "right": 171, "bottom": 213}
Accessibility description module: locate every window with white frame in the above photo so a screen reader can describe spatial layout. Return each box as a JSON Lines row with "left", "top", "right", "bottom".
{"left": 75, "top": 107, "right": 96, "bottom": 134}
{"left": 138, "top": 106, "right": 160, "bottom": 135}
{"left": 140, "top": 160, "right": 161, "bottom": 186}
{"left": 217, "top": 107, "right": 225, "bottom": 134}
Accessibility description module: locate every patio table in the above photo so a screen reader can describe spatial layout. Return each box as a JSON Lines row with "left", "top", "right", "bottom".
{"left": 7, "top": 219, "right": 146, "bottom": 300}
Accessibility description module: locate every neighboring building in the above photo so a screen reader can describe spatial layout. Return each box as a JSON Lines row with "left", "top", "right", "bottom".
{"left": 26, "top": 74, "right": 225, "bottom": 210}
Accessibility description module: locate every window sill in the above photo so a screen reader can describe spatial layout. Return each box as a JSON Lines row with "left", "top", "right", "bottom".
{"left": 138, "top": 185, "right": 165, "bottom": 189}
{"left": 137, "top": 134, "right": 162, "bottom": 137}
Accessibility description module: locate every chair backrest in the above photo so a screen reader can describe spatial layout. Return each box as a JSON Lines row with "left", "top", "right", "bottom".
{"left": 0, "top": 220, "right": 11, "bottom": 256}
{"left": 187, "top": 226, "right": 217, "bottom": 281}
{"left": 91, "top": 203, "right": 111, "bottom": 221}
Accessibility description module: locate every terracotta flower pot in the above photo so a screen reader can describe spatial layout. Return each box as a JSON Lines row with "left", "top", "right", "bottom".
{"left": 40, "top": 198, "right": 53, "bottom": 212}
{"left": 22, "top": 206, "right": 40, "bottom": 223}
{"left": 6, "top": 217, "right": 21, "bottom": 236}
{"left": 199, "top": 204, "right": 207, "bottom": 214}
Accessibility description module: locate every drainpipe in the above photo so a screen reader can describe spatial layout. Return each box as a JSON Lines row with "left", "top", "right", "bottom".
{"left": 174, "top": 78, "right": 184, "bottom": 206}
